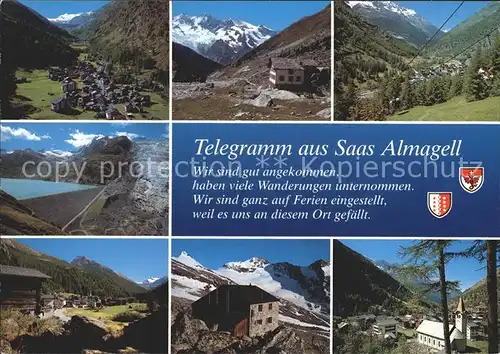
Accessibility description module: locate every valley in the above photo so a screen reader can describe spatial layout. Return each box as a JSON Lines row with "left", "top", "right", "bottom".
{"left": 1, "top": 0, "right": 169, "bottom": 120}
{"left": 334, "top": 0, "right": 500, "bottom": 121}
{"left": 172, "top": 2, "right": 331, "bottom": 121}
{"left": 0, "top": 238, "right": 168, "bottom": 354}
{"left": 334, "top": 240, "right": 498, "bottom": 354}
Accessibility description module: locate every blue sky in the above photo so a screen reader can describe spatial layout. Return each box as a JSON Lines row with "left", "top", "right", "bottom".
{"left": 172, "top": 239, "right": 330, "bottom": 269}
{"left": 16, "top": 238, "right": 168, "bottom": 282}
{"left": 21, "top": 1, "right": 109, "bottom": 19}
{"left": 396, "top": 1, "right": 489, "bottom": 31}
{"left": 173, "top": 1, "right": 330, "bottom": 30}
{"left": 342, "top": 240, "right": 487, "bottom": 291}
{"left": 0, "top": 123, "right": 168, "bottom": 153}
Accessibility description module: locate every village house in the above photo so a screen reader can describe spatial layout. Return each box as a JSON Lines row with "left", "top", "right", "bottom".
{"left": 51, "top": 97, "right": 69, "bottom": 113}
{"left": 62, "top": 79, "right": 77, "bottom": 93}
{"left": 269, "top": 58, "right": 305, "bottom": 89}
{"left": 372, "top": 318, "right": 398, "bottom": 339}
{"left": 416, "top": 297, "right": 468, "bottom": 352}
{"left": 0, "top": 265, "right": 51, "bottom": 316}
{"left": 192, "top": 285, "right": 280, "bottom": 338}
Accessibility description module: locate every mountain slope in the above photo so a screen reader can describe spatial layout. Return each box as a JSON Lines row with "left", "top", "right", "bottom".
{"left": 1, "top": 0, "right": 77, "bottom": 68}
{"left": 173, "top": 14, "right": 277, "bottom": 65}
{"left": 426, "top": 1, "right": 500, "bottom": 58}
{"left": 171, "top": 252, "right": 330, "bottom": 333}
{"left": 85, "top": 0, "right": 169, "bottom": 78}
{"left": 347, "top": 1, "right": 444, "bottom": 48}
{"left": 0, "top": 239, "right": 146, "bottom": 296}
{"left": 0, "top": 190, "right": 64, "bottom": 236}
{"left": 333, "top": 240, "right": 414, "bottom": 316}
{"left": 213, "top": 5, "right": 331, "bottom": 86}
{"left": 172, "top": 42, "right": 223, "bottom": 82}
{"left": 458, "top": 269, "right": 500, "bottom": 309}
{"left": 373, "top": 260, "right": 462, "bottom": 303}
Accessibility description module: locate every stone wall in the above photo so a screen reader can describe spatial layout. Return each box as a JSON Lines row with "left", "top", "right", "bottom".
{"left": 248, "top": 301, "right": 279, "bottom": 337}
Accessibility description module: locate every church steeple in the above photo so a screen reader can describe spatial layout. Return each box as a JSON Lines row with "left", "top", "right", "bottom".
{"left": 455, "top": 296, "right": 467, "bottom": 340}
{"left": 456, "top": 296, "right": 466, "bottom": 314}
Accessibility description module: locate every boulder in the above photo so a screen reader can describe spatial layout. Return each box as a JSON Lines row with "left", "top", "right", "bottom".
{"left": 245, "top": 93, "right": 274, "bottom": 107}
{"left": 64, "top": 316, "right": 108, "bottom": 340}
{"left": 316, "top": 108, "right": 331, "bottom": 119}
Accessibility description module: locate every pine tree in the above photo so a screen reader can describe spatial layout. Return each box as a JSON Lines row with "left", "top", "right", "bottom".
{"left": 464, "top": 47, "right": 487, "bottom": 102}
{"left": 448, "top": 75, "right": 463, "bottom": 99}
{"left": 490, "top": 35, "right": 500, "bottom": 97}
{"left": 400, "top": 71, "right": 414, "bottom": 110}
{"left": 415, "top": 82, "right": 427, "bottom": 106}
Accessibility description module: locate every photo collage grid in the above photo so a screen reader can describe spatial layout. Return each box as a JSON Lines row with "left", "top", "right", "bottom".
{"left": 1, "top": 1, "right": 499, "bottom": 354}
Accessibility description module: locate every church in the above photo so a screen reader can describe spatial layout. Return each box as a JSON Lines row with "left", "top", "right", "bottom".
{"left": 416, "top": 297, "right": 468, "bottom": 352}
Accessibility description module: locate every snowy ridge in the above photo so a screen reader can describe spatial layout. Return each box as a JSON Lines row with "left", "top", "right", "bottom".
{"left": 347, "top": 1, "right": 443, "bottom": 47}
{"left": 138, "top": 276, "right": 167, "bottom": 289}
{"left": 171, "top": 252, "right": 331, "bottom": 333}
{"left": 48, "top": 12, "right": 94, "bottom": 23}
{"left": 42, "top": 150, "right": 73, "bottom": 158}
{"left": 172, "top": 14, "right": 277, "bottom": 64}
{"left": 347, "top": 1, "right": 416, "bottom": 17}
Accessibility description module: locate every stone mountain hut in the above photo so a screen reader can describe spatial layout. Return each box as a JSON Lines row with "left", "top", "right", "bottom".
{"left": 192, "top": 285, "right": 280, "bottom": 338}
{"left": 269, "top": 58, "right": 305, "bottom": 89}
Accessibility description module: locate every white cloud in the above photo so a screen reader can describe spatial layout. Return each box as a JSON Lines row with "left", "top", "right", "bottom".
{"left": 65, "top": 130, "right": 105, "bottom": 148}
{"left": 1, "top": 125, "right": 51, "bottom": 142}
{"left": 115, "top": 131, "right": 142, "bottom": 140}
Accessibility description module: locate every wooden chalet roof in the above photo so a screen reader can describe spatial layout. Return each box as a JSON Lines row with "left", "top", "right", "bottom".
{"left": 0, "top": 265, "right": 51, "bottom": 279}
{"left": 199, "top": 285, "right": 280, "bottom": 305}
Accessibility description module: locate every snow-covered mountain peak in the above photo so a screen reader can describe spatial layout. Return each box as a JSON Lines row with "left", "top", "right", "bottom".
{"left": 347, "top": 0, "right": 443, "bottom": 47}
{"left": 172, "top": 13, "right": 277, "bottom": 65}
{"left": 348, "top": 1, "right": 417, "bottom": 17}
{"left": 173, "top": 251, "right": 205, "bottom": 269}
{"left": 223, "top": 257, "right": 270, "bottom": 272}
{"left": 48, "top": 11, "right": 93, "bottom": 23}
{"left": 137, "top": 276, "right": 167, "bottom": 289}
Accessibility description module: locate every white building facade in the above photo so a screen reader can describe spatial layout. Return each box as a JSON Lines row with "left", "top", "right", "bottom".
{"left": 416, "top": 297, "right": 468, "bottom": 352}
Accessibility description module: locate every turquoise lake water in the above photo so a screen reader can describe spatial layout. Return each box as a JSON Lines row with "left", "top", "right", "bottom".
{"left": 0, "top": 178, "right": 97, "bottom": 200}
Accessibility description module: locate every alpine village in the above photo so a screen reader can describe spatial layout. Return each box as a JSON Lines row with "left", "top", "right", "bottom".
{"left": 334, "top": 1, "right": 500, "bottom": 121}
{"left": 334, "top": 240, "right": 500, "bottom": 354}
{"left": 1, "top": 0, "right": 169, "bottom": 120}
{"left": 0, "top": 239, "right": 168, "bottom": 354}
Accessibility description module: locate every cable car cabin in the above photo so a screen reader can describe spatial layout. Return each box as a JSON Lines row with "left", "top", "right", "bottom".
{"left": 0, "top": 265, "right": 51, "bottom": 316}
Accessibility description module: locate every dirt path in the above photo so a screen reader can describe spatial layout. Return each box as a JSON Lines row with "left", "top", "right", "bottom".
{"left": 53, "top": 308, "right": 71, "bottom": 323}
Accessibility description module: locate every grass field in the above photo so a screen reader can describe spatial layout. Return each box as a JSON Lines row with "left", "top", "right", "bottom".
{"left": 397, "top": 327, "right": 416, "bottom": 339}
{"left": 389, "top": 96, "right": 500, "bottom": 121}
{"left": 467, "top": 340, "right": 488, "bottom": 353}
{"left": 65, "top": 303, "right": 148, "bottom": 334}
{"left": 13, "top": 69, "right": 168, "bottom": 120}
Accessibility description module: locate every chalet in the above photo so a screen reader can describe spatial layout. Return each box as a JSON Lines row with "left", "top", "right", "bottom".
{"left": 106, "top": 107, "right": 124, "bottom": 120}
{"left": 0, "top": 265, "right": 51, "bottom": 315}
{"left": 192, "top": 285, "right": 280, "bottom": 338}
{"left": 269, "top": 58, "right": 305, "bottom": 89}
{"left": 62, "top": 80, "right": 77, "bottom": 93}
{"left": 51, "top": 98, "right": 69, "bottom": 113}
{"left": 372, "top": 318, "right": 397, "bottom": 339}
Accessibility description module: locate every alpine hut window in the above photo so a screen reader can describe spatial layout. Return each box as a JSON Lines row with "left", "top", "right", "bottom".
{"left": 258, "top": 304, "right": 263, "bottom": 311}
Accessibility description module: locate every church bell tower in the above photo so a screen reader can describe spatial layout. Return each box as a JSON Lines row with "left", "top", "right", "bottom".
{"left": 455, "top": 296, "right": 467, "bottom": 339}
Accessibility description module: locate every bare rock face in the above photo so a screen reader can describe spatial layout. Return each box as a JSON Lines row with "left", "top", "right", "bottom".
{"left": 171, "top": 310, "right": 307, "bottom": 354}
